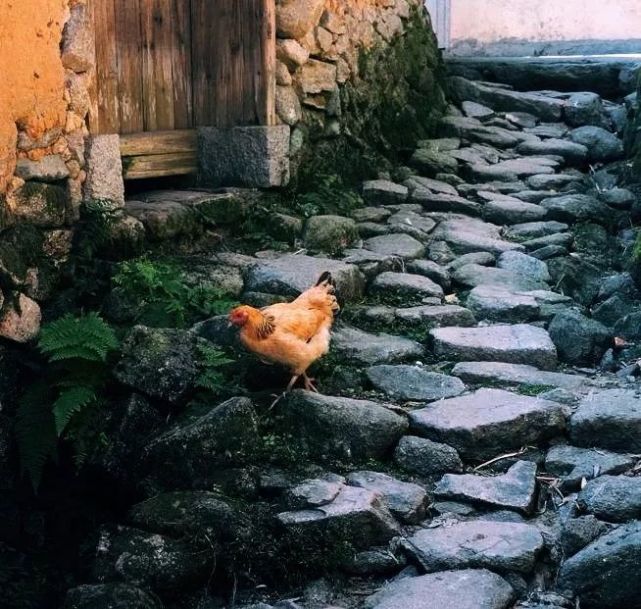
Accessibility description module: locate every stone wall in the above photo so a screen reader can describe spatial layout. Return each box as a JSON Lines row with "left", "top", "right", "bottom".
{"left": 0, "top": 0, "right": 94, "bottom": 344}
{"left": 0, "top": 0, "right": 93, "bottom": 228}
{"left": 274, "top": 0, "right": 446, "bottom": 179}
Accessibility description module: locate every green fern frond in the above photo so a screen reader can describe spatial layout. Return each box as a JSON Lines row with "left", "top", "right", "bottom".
{"left": 52, "top": 386, "right": 96, "bottom": 436}
{"left": 15, "top": 383, "right": 57, "bottom": 490}
{"left": 39, "top": 313, "right": 118, "bottom": 363}
{"left": 195, "top": 344, "right": 235, "bottom": 393}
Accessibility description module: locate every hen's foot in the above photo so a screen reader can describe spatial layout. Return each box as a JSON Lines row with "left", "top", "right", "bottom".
{"left": 303, "top": 374, "right": 318, "bottom": 393}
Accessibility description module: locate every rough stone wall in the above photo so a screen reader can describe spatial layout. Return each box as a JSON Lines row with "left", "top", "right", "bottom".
{"left": 274, "top": 0, "right": 446, "bottom": 179}
{"left": 0, "top": 0, "right": 93, "bottom": 228}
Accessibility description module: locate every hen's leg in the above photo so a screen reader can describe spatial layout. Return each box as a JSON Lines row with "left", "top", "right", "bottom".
{"left": 269, "top": 374, "right": 300, "bottom": 410}
{"left": 286, "top": 375, "right": 300, "bottom": 391}
{"left": 302, "top": 372, "right": 318, "bottom": 393}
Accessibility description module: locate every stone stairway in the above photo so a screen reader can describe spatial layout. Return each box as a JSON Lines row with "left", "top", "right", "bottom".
{"left": 65, "top": 73, "right": 641, "bottom": 609}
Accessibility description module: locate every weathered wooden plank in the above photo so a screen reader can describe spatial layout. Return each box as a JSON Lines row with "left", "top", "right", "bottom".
{"left": 141, "top": 0, "right": 175, "bottom": 130}
{"left": 122, "top": 151, "right": 198, "bottom": 180}
{"left": 115, "top": 0, "right": 144, "bottom": 133}
{"left": 170, "top": 0, "right": 193, "bottom": 128}
{"left": 120, "top": 129, "right": 197, "bottom": 157}
{"left": 93, "top": 0, "right": 120, "bottom": 133}
{"left": 192, "top": 0, "right": 275, "bottom": 127}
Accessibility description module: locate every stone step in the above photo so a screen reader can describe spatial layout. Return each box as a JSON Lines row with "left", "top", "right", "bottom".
{"left": 244, "top": 253, "right": 365, "bottom": 301}
{"left": 345, "top": 470, "right": 428, "bottom": 524}
{"left": 546, "top": 446, "right": 635, "bottom": 492}
{"left": 452, "top": 264, "right": 547, "bottom": 291}
{"left": 448, "top": 76, "right": 565, "bottom": 121}
{"left": 365, "top": 568, "right": 515, "bottom": 609}
{"left": 366, "top": 364, "right": 466, "bottom": 402}
{"left": 430, "top": 324, "right": 557, "bottom": 369}
{"left": 363, "top": 233, "right": 426, "bottom": 259}
{"left": 432, "top": 218, "right": 525, "bottom": 256}
{"left": 569, "top": 389, "right": 641, "bottom": 453}
{"left": 466, "top": 286, "right": 541, "bottom": 323}
{"left": 332, "top": 325, "right": 424, "bottom": 366}
{"left": 434, "top": 461, "right": 539, "bottom": 514}
{"left": 558, "top": 522, "right": 641, "bottom": 609}
{"left": 404, "top": 519, "right": 544, "bottom": 574}
{"left": 451, "top": 361, "right": 586, "bottom": 392}
{"left": 409, "top": 388, "right": 565, "bottom": 460}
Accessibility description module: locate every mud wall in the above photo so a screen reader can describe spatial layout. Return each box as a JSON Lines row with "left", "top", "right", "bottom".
{"left": 0, "top": 0, "right": 93, "bottom": 226}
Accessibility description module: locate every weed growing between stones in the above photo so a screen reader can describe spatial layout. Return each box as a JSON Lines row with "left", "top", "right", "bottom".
{"left": 111, "top": 256, "right": 238, "bottom": 328}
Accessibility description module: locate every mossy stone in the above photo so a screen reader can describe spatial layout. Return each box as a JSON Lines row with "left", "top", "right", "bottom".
{"left": 303, "top": 215, "right": 358, "bottom": 253}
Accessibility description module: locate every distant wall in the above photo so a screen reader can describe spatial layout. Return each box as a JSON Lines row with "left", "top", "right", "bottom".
{"left": 449, "top": 0, "right": 641, "bottom": 56}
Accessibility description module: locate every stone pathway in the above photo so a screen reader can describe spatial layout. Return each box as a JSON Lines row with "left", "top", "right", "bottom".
{"left": 67, "top": 75, "right": 641, "bottom": 609}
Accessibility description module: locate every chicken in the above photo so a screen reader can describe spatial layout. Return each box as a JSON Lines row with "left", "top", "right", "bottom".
{"left": 228, "top": 272, "right": 339, "bottom": 393}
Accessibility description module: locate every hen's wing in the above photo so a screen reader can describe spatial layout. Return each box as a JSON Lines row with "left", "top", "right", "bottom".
{"left": 262, "top": 273, "right": 339, "bottom": 342}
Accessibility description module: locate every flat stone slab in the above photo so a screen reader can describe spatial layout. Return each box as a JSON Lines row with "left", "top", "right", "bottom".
{"left": 405, "top": 519, "right": 544, "bottom": 573}
{"left": 277, "top": 484, "right": 400, "bottom": 549}
{"left": 245, "top": 254, "right": 365, "bottom": 301}
{"left": 432, "top": 218, "right": 524, "bottom": 256}
{"left": 430, "top": 324, "right": 558, "bottom": 369}
{"left": 470, "top": 159, "right": 555, "bottom": 182}
{"left": 362, "top": 180, "right": 408, "bottom": 204}
{"left": 406, "top": 260, "right": 451, "bottom": 289}
{"left": 395, "top": 305, "right": 477, "bottom": 328}
{"left": 452, "top": 264, "right": 547, "bottom": 291}
{"left": 387, "top": 211, "right": 437, "bottom": 242}
{"left": 451, "top": 361, "right": 586, "bottom": 392}
{"left": 484, "top": 198, "right": 547, "bottom": 225}
{"left": 394, "top": 436, "right": 464, "bottom": 477}
{"left": 466, "top": 286, "right": 541, "bottom": 323}
{"left": 547, "top": 446, "right": 634, "bottom": 492}
{"left": 279, "top": 391, "right": 408, "bottom": 462}
{"left": 449, "top": 76, "right": 565, "bottom": 121}
{"left": 366, "top": 365, "right": 466, "bottom": 402}
{"left": 434, "top": 461, "right": 538, "bottom": 514}
{"left": 578, "top": 475, "right": 641, "bottom": 522}
{"left": 404, "top": 175, "right": 458, "bottom": 196}
{"left": 504, "top": 221, "right": 569, "bottom": 241}
{"left": 558, "top": 522, "right": 641, "bottom": 609}
{"left": 346, "top": 470, "right": 428, "bottom": 524}
{"left": 526, "top": 173, "right": 583, "bottom": 190}
{"left": 411, "top": 190, "right": 482, "bottom": 216}
{"left": 497, "top": 251, "right": 551, "bottom": 283}
{"left": 569, "top": 389, "right": 641, "bottom": 452}
{"left": 364, "top": 569, "right": 515, "bottom": 609}
{"left": 440, "top": 116, "right": 521, "bottom": 149}
{"left": 370, "top": 272, "right": 444, "bottom": 301}
{"left": 539, "top": 194, "right": 611, "bottom": 224}
{"left": 409, "top": 388, "right": 565, "bottom": 460}
{"left": 332, "top": 325, "right": 424, "bottom": 366}
{"left": 516, "top": 138, "right": 588, "bottom": 165}
{"left": 363, "top": 234, "right": 426, "bottom": 259}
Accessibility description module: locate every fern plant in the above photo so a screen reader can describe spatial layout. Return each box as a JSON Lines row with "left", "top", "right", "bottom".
{"left": 195, "top": 343, "right": 235, "bottom": 394}
{"left": 15, "top": 313, "right": 119, "bottom": 490}
{"left": 292, "top": 174, "right": 363, "bottom": 218}
{"left": 112, "top": 257, "right": 237, "bottom": 327}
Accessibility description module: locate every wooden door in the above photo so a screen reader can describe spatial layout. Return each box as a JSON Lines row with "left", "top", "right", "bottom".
{"left": 91, "top": 0, "right": 275, "bottom": 179}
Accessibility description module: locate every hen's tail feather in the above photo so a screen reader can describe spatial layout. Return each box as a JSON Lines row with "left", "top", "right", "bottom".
{"left": 316, "top": 271, "right": 333, "bottom": 287}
